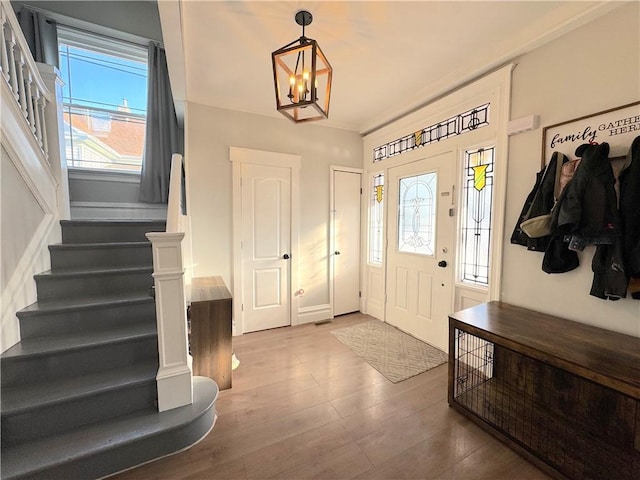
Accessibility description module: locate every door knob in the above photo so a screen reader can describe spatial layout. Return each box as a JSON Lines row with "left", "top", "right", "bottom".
{"left": 283, "top": 253, "right": 290, "bottom": 260}
{"left": 334, "top": 251, "right": 341, "bottom": 255}
{"left": 438, "top": 260, "right": 447, "bottom": 268}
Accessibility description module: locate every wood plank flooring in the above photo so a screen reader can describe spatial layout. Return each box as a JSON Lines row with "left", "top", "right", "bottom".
{"left": 111, "top": 313, "right": 551, "bottom": 480}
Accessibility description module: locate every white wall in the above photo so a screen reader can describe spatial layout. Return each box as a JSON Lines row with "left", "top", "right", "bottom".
{"left": 1, "top": 149, "right": 44, "bottom": 286}
{"left": 185, "top": 104, "right": 362, "bottom": 315}
{"left": 503, "top": 3, "right": 640, "bottom": 337}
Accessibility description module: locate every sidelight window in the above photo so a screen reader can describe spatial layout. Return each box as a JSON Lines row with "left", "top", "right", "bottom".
{"left": 460, "top": 146, "right": 495, "bottom": 286}
{"left": 368, "top": 173, "right": 384, "bottom": 265}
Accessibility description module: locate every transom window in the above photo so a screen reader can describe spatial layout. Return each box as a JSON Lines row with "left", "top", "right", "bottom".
{"left": 58, "top": 27, "right": 148, "bottom": 172}
{"left": 398, "top": 172, "right": 437, "bottom": 256}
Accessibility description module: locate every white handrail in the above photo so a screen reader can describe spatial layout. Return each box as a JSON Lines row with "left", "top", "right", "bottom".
{"left": 0, "top": 0, "right": 52, "bottom": 160}
{"left": 166, "top": 153, "right": 183, "bottom": 233}
{"left": 166, "top": 153, "right": 194, "bottom": 299}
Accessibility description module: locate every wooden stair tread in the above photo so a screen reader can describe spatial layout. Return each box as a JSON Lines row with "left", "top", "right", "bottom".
{"left": 34, "top": 266, "right": 153, "bottom": 279}
{"left": 49, "top": 241, "right": 152, "bottom": 250}
{"left": 1, "top": 361, "right": 158, "bottom": 416}
{"left": 17, "top": 293, "right": 154, "bottom": 317}
{"left": 1, "top": 323, "right": 156, "bottom": 359}
{"left": 60, "top": 220, "right": 166, "bottom": 226}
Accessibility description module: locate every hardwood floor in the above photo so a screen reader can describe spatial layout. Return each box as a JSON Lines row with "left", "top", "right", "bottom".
{"left": 111, "top": 313, "right": 551, "bottom": 480}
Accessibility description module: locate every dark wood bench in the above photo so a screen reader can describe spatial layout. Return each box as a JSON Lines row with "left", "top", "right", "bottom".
{"left": 448, "top": 301, "right": 640, "bottom": 480}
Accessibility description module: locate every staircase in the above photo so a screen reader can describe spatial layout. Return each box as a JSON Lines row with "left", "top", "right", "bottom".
{"left": 1, "top": 220, "right": 218, "bottom": 480}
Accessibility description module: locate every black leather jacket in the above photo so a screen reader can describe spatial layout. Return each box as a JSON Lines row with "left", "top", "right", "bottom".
{"left": 620, "top": 136, "right": 640, "bottom": 277}
{"left": 555, "top": 142, "right": 620, "bottom": 242}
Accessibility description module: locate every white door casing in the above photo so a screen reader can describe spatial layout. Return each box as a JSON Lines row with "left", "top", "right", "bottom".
{"left": 362, "top": 66, "right": 513, "bottom": 326}
{"left": 231, "top": 147, "right": 300, "bottom": 335}
{"left": 385, "top": 150, "right": 455, "bottom": 352}
{"left": 331, "top": 168, "right": 362, "bottom": 316}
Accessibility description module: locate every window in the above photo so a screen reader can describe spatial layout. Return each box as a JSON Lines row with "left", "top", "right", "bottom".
{"left": 368, "top": 173, "right": 384, "bottom": 265}
{"left": 460, "top": 146, "right": 495, "bottom": 286}
{"left": 58, "top": 27, "right": 148, "bottom": 172}
{"left": 398, "top": 172, "right": 437, "bottom": 256}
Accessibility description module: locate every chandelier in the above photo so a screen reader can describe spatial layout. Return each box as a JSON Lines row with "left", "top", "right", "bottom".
{"left": 271, "top": 10, "right": 332, "bottom": 123}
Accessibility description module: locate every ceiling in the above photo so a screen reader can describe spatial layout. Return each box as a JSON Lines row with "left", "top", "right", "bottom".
{"left": 162, "top": 1, "right": 620, "bottom": 134}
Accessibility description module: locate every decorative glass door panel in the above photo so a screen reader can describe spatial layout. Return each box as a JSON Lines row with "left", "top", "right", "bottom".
{"left": 398, "top": 172, "right": 437, "bottom": 256}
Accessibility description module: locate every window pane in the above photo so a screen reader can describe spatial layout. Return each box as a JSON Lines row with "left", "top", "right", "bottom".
{"left": 369, "top": 173, "right": 384, "bottom": 265}
{"left": 460, "top": 147, "right": 494, "bottom": 286}
{"left": 59, "top": 38, "right": 147, "bottom": 172}
{"left": 398, "top": 172, "right": 437, "bottom": 256}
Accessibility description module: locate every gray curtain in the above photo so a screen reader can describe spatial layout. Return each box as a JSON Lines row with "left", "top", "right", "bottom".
{"left": 139, "top": 42, "right": 184, "bottom": 205}
{"left": 16, "top": 6, "right": 59, "bottom": 68}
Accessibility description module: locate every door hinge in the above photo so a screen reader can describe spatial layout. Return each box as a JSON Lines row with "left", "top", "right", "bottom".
{"left": 360, "top": 187, "right": 363, "bottom": 194}
{"left": 359, "top": 291, "right": 362, "bottom": 298}
{"left": 241, "top": 303, "right": 244, "bottom": 311}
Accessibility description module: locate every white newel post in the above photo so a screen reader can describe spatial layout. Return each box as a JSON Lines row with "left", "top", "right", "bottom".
{"left": 146, "top": 232, "right": 193, "bottom": 412}
{"left": 37, "top": 63, "right": 70, "bottom": 219}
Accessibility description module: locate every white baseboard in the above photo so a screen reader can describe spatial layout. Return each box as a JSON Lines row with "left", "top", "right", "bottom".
{"left": 297, "top": 303, "right": 332, "bottom": 325}
{"left": 365, "top": 299, "right": 384, "bottom": 321}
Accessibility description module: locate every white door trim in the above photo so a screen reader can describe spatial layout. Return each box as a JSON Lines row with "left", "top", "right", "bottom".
{"left": 363, "top": 65, "right": 514, "bottom": 318}
{"left": 230, "top": 147, "right": 301, "bottom": 335}
{"left": 329, "top": 165, "right": 363, "bottom": 317}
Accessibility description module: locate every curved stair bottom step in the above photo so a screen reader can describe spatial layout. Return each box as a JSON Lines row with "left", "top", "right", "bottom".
{"left": 1, "top": 377, "right": 218, "bottom": 480}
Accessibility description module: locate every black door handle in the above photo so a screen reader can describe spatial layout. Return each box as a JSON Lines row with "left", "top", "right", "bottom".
{"left": 283, "top": 254, "right": 290, "bottom": 260}
{"left": 438, "top": 260, "right": 447, "bottom": 268}
{"left": 334, "top": 251, "right": 341, "bottom": 255}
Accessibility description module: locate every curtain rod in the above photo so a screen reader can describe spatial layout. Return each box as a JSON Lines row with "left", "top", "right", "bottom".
{"left": 18, "top": 3, "right": 161, "bottom": 49}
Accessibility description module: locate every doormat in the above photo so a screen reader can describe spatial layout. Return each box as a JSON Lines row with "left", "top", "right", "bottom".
{"left": 330, "top": 320, "right": 448, "bottom": 383}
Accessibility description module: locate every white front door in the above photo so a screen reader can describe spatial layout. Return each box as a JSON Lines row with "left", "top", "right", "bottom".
{"left": 332, "top": 170, "right": 361, "bottom": 316}
{"left": 385, "top": 150, "right": 455, "bottom": 352}
{"left": 241, "top": 163, "right": 291, "bottom": 333}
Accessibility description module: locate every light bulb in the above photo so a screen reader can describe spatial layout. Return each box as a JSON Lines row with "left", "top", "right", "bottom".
{"left": 303, "top": 70, "right": 309, "bottom": 81}
{"left": 289, "top": 76, "right": 295, "bottom": 86}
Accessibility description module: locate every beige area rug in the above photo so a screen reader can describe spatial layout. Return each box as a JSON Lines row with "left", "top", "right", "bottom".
{"left": 330, "top": 320, "right": 449, "bottom": 383}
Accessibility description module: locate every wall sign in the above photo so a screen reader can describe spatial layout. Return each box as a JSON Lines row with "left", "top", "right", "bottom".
{"left": 541, "top": 101, "right": 640, "bottom": 166}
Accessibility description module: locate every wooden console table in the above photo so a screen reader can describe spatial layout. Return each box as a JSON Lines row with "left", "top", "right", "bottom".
{"left": 189, "top": 276, "right": 232, "bottom": 390}
{"left": 448, "top": 301, "right": 640, "bottom": 480}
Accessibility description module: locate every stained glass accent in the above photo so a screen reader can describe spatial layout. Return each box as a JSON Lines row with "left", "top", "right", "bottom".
{"left": 398, "top": 172, "right": 437, "bottom": 256}
{"left": 460, "top": 147, "right": 494, "bottom": 286}
{"left": 373, "top": 103, "right": 490, "bottom": 162}
{"left": 369, "top": 174, "right": 384, "bottom": 265}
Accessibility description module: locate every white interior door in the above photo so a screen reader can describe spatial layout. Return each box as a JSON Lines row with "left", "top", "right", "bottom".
{"left": 241, "top": 163, "right": 291, "bottom": 332}
{"left": 333, "top": 170, "right": 361, "bottom": 316}
{"left": 385, "top": 151, "right": 455, "bottom": 352}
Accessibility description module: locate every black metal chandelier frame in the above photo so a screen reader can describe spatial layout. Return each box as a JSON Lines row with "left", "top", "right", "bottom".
{"left": 271, "top": 10, "right": 332, "bottom": 123}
